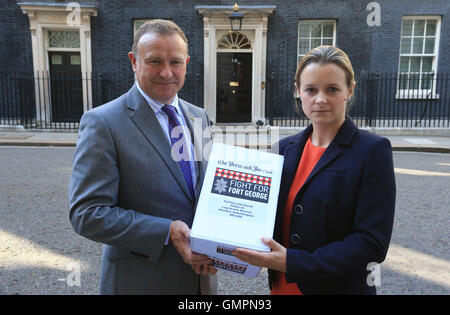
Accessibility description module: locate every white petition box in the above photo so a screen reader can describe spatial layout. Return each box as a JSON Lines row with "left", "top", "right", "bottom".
{"left": 190, "top": 143, "right": 284, "bottom": 277}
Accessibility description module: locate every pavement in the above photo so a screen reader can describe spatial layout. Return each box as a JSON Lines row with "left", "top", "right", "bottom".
{"left": 1, "top": 127, "right": 450, "bottom": 153}
{"left": 0, "top": 131, "right": 448, "bottom": 295}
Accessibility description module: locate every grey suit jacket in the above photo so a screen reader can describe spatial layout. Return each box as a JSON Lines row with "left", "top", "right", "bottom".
{"left": 69, "top": 84, "right": 217, "bottom": 294}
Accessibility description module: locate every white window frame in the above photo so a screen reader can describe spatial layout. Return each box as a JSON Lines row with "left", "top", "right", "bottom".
{"left": 295, "top": 20, "right": 337, "bottom": 97}
{"left": 396, "top": 16, "right": 441, "bottom": 99}
{"left": 297, "top": 20, "right": 337, "bottom": 63}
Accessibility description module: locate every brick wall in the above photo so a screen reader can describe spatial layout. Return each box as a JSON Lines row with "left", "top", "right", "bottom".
{"left": 1, "top": 0, "right": 33, "bottom": 74}
{"left": 3, "top": 0, "right": 450, "bottom": 109}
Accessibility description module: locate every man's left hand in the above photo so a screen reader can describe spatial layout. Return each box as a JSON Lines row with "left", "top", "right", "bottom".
{"left": 192, "top": 264, "right": 218, "bottom": 276}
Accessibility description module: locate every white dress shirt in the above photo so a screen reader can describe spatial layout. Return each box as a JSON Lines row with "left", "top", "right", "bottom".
{"left": 136, "top": 82, "right": 198, "bottom": 190}
{"left": 136, "top": 82, "right": 199, "bottom": 246}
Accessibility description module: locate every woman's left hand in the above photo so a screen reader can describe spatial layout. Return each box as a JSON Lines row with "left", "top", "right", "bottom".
{"left": 233, "top": 237, "right": 287, "bottom": 273}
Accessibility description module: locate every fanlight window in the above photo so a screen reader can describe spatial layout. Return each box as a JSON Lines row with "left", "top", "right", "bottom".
{"left": 48, "top": 31, "right": 80, "bottom": 48}
{"left": 217, "top": 32, "right": 251, "bottom": 49}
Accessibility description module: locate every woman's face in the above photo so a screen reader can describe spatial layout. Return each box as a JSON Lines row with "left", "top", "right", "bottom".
{"left": 297, "top": 63, "right": 354, "bottom": 129}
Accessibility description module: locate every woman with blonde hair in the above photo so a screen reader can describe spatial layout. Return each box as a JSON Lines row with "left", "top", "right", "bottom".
{"left": 234, "top": 46, "right": 396, "bottom": 295}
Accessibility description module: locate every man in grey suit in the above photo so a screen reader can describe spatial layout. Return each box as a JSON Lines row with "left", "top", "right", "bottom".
{"left": 69, "top": 20, "right": 217, "bottom": 294}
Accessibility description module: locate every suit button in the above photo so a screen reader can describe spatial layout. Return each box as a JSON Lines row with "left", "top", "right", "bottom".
{"left": 294, "top": 204, "right": 303, "bottom": 215}
{"left": 290, "top": 234, "right": 301, "bottom": 246}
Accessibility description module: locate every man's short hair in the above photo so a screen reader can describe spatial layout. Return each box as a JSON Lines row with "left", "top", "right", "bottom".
{"left": 132, "top": 19, "right": 188, "bottom": 57}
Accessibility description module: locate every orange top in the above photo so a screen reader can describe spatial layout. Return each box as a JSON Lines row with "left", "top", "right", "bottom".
{"left": 271, "top": 136, "right": 326, "bottom": 295}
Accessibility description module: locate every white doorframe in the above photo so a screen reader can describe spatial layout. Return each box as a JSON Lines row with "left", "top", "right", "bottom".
{"left": 19, "top": 3, "right": 97, "bottom": 123}
{"left": 197, "top": 5, "right": 275, "bottom": 125}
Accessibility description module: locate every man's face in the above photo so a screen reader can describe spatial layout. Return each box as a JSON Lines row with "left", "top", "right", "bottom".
{"left": 128, "top": 32, "right": 189, "bottom": 104}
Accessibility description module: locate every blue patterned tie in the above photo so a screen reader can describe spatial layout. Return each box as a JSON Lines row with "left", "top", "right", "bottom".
{"left": 161, "top": 104, "right": 195, "bottom": 199}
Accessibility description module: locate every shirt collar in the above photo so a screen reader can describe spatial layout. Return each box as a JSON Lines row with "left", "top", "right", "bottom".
{"left": 136, "top": 81, "right": 180, "bottom": 115}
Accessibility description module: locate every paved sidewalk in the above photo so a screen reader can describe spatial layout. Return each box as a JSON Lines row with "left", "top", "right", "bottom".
{"left": 0, "top": 130, "right": 77, "bottom": 147}
{"left": 0, "top": 128, "right": 450, "bottom": 153}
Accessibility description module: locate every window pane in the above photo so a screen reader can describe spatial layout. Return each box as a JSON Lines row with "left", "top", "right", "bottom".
{"left": 422, "top": 73, "right": 432, "bottom": 89}
{"left": 401, "top": 38, "right": 411, "bottom": 54}
{"left": 70, "top": 54, "right": 81, "bottom": 65}
{"left": 422, "top": 57, "right": 433, "bottom": 72}
{"left": 402, "top": 19, "right": 413, "bottom": 36}
{"left": 412, "top": 37, "right": 424, "bottom": 54}
{"left": 426, "top": 20, "right": 437, "bottom": 36}
{"left": 298, "top": 22, "right": 311, "bottom": 37}
{"left": 424, "top": 38, "right": 435, "bottom": 54}
{"left": 398, "top": 73, "right": 408, "bottom": 90}
{"left": 410, "top": 57, "right": 421, "bottom": 73}
{"left": 414, "top": 20, "right": 425, "bottom": 36}
{"left": 298, "top": 20, "right": 336, "bottom": 57}
{"left": 323, "top": 23, "right": 333, "bottom": 37}
{"left": 134, "top": 21, "right": 146, "bottom": 32}
{"left": 298, "top": 39, "right": 310, "bottom": 55}
{"left": 311, "top": 23, "right": 322, "bottom": 37}
{"left": 311, "top": 38, "right": 321, "bottom": 49}
{"left": 322, "top": 38, "right": 333, "bottom": 46}
{"left": 399, "top": 57, "right": 410, "bottom": 73}
{"left": 51, "top": 54, "right": 62, "bottom": 65}
{"left": 410, "top": 73, "right": 420, "bottom": 89}
{"left": 48, "top": 31, "right": 80, "bottom": 48}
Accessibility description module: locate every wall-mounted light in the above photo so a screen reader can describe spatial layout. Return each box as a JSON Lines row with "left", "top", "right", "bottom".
{"left": 229, "top": 3, "right": 243, "bottom": 33}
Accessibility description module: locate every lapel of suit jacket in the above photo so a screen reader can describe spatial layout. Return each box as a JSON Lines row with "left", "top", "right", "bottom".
{"left": 281, "top": 124, "right": 312, "bottom": 198}
{"left": 300, "top": 117, "right": 357, "bottom": 190}
{"left": 126, "top": 84, "right": 194, "bottom": 201}
{"left": 274, "top": 124, "right": 312, "bottom": 234}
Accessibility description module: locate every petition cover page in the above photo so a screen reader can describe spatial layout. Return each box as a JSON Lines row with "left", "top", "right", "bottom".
{"left": 190, "top": 143, "right": 284, "bottom": 276}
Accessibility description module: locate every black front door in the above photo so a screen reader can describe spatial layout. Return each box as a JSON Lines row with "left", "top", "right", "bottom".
{"left": 216, "top": 52, "right": 252, "bottom": 123}
{"left": 48, "top": 51, "right": 83, "bottom": 122}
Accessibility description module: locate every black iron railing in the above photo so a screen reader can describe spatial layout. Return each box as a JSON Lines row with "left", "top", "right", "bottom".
{"left": 266, "top": 71, "right": 450, "bottom": 128}
{"left": 0, "top": 70, "right": 134, "bottom": 129}
{"left": 352, "top": 72, "right": 450, "bottom": 128}
{"left": 1, "top": 70, "right": 449, "bottom": 129}
{"left": 0, "top": 70, "right": 204, "bottom": 130}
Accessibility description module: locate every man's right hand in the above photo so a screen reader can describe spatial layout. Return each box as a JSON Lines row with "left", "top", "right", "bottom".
{"left": 169, "top": 220, "right": 214, "bottom": 274}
